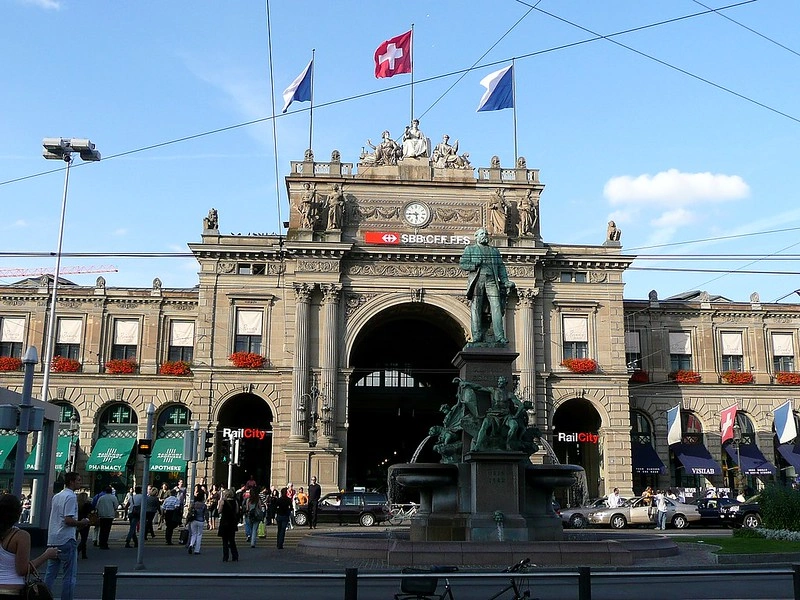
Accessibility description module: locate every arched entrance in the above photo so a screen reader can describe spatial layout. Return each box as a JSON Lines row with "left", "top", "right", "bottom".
{"left": 216, "top": 393, "right": 273, "bottom": 489}
{"left": 552, "top": 398, "right": 602, "bottom": 501}
{"left": 347, "top": 304, "right": 465, "bottom": 492}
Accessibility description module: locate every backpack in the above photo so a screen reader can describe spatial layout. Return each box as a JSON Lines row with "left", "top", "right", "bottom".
{"left": 248, "top": 500, "right": 264, "bottom": 522}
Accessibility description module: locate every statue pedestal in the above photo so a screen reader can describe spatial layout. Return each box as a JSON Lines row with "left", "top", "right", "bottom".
{"left": 453, "top": 347, "right": 518, "bottom": 390}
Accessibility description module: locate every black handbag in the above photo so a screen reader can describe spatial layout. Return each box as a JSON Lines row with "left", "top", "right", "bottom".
{"left": 178, "top": 527, "right": 189, "bottom": 546}
{"left": 24, "top": 565, "right": 53, "bottom": 600}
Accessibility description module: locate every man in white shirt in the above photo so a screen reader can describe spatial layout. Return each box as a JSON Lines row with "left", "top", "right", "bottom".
{"left": 654, "top": 490, "right": 669, "bottom": 530}
{"left": 95, "top": 487, "right": 118, "bottom": 550}
{"left": 45, "top": 471, "right": 90, "bottom": 600}
{"left": 606, "top": 488, "right": 621, "bottom": 508}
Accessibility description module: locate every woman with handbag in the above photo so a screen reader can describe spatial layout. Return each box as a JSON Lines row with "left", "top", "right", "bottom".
{"left": 0, "top": 494, "right": 58, "bottom": 596}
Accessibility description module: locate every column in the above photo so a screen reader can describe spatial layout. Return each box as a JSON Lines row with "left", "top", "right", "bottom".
{"left": 516, "top": 287, "right": 539, "bottom": 407}
{"left": 320, "top": 284, "right": 341, "bottom": 442}
{"left": 291, "top": 283, "right": 314, "bottom": 440}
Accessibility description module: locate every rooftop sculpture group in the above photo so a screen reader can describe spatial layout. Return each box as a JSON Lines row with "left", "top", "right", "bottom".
{"left": 294, "top": 183, "right": 347, "bottom": 231}
{"left": 361, "top": 119, "right": 472, "bottom": 168}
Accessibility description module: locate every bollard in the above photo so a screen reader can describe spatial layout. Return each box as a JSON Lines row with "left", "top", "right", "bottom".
{"left": 578, "top": 566, "right": 591, "bottom": 600}
{"left": 793, "top": 564, "right": 800, "bottom": 600}
{"left": 101, "top": 565, "right": 118, "bottom": 600}
{"left": 344, "top": 567, "right": 358, "bottom": 600}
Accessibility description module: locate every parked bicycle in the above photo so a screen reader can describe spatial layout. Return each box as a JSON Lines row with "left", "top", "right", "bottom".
{"left": 388, "top": 502, "right": 420, "bottom": 525}
{"left": 394, "top": 558, "right": 537, "bottom": 600}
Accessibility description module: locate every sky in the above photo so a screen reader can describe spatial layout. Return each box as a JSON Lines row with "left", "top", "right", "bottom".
{"left": 2, "top": 0, "right": 800, "bottom": 303}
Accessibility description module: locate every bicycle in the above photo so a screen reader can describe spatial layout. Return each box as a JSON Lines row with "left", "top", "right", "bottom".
{"left": 394, "top": 559, "right": 537, "bottom": 600}
{"left": 387, "top": 502, "right": 420, "bottom": 525}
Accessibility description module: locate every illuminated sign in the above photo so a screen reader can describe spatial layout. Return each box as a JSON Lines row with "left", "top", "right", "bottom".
{"left": 364, "top": 231, "right": 472, "bottom": 246}
{"left": 557, "top": 432, "right": 599, "bottom": 444}
{"left": 221, "top": 427, "right": 271, "bottom": 441}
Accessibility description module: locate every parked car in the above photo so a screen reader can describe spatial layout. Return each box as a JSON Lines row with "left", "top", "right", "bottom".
{"left": 588, "top": 496, "right": 701, "bottom": 529}
{"left": 719, "top": 495, "right": 762, "bottom": 529}
{"left": 560, "top": 497, "right": 624, "bottom": 529}
{"left": 694, "top": 497, "right": 740, "bottom": 526}
{"left": 293, "top": 491, "right": 390, "bottom": 527}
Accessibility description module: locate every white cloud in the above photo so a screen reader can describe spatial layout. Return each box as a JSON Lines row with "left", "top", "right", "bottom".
{"left": 604, "top": 169, "right": 750, "bottom": 206}
{"left": 650, "top": 208, "right": 696, "bottom": 228}
{"left": 113, "top": 228, "right": 127, "bottom": 236}
{"left": 21, "top": 0, "right": 61, "bottom": 9}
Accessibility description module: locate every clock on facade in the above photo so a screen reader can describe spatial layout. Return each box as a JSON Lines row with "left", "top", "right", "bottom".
{"left": 403, "top": 201, "right": 432, "bottom": 227}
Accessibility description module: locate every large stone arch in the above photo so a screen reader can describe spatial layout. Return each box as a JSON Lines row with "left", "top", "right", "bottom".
{"left": 210, "top": 383, "right": 280, "bottom": 425}
{"left": 551, "top": 388, "right": 612, "bottom": 430}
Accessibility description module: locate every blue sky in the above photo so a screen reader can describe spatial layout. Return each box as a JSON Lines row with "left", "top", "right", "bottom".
{"left": 2, "top": 0, "right": 799, "bottom": 303}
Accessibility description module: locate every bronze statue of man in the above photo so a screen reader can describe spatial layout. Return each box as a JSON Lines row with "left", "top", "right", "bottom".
{"left": 459, "top": 228, "right": 515, "bottom": 345}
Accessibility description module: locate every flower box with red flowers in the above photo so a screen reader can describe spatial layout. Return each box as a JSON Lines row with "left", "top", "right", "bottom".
{"left": 229, "top": 352, "right": 265, "bottom": 369}
{"left": 669, "top": 370, "right": 701, "bottom": 384}
{"left": 776, "top": 372, "right": 800, "bottom": 386}
{"left": 0, "top": 357, "right": 22, "bottom": 372}
{"left": 105, "top": 359, "right": 137, "bottom": 374}
{"left": 159, "top": 361, "right": 192, "bottom": 376}
{"left": 721, "top": 370, "right": 753, "bottom": 385}
{"left": 51, "top": 356, "right": 81, "bottom": 373}
{"left": 629, "top": 370, "right": 649, "bottom": 384}
{"left": 561, "top": 358, "right": 598, "bottom": 374}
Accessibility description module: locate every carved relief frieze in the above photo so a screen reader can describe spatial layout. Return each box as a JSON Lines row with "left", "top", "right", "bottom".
{"left": 506, "top": 266, "right": 533, "bottom": 278}
{"left": 266, "top": 263, "right": 286, "bottom": 275}
{"left": 297, "top": 259, "right": 339, "bottom": 273}
{"left": 544, "top": 270, "right": 559, "bottom": 282}
{"left": 344, "top": 263, "right": 462, "bottom": 278}
{"left": 355, "top": 205, "right": 401, "bottom": 221}
{"left": 436, "top": 207, "right": 481, "bottom": 224}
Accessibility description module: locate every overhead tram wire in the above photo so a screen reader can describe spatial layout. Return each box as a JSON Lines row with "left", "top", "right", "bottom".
{"left": 1, "top": 1, "right": 786, "bottom": 190}
{"left": 692, "top": 0, "right": 800, "bottom": 59}
{"left": 625, "top": 225, "right": 800, "bottom": 252}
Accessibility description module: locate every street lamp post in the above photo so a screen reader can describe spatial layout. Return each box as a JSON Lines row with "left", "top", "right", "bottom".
{"left": 67, "top": 413, "right": 79, "bottom": 472}
{"left": 301, "top": 383, "right": 329, "bottom": 481}
{"left": 40, "top": 138, "right": 100, "bottom": 404}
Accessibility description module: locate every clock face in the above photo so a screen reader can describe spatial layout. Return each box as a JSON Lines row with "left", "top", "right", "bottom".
{"left": 403, "top": 202, "right": 431, "bottom": 227}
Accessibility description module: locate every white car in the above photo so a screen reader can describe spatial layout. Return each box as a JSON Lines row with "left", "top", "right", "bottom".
{"left": 560, "top": 497, "right": 624, "bottom": 529}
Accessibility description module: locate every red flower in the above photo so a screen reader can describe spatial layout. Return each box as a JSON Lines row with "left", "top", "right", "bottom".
{"left": 229, "top": 352, "right": 265, "bottom": 369}
{"left": 159, "top": 361, "right": 192, "bottom": 376}
{"left": 561, "top": 358, "right": 597, "bottom": 374}
{"left": 51, "top": 356, "right": 81, "bottom": 373}
{"left": 669, "top": 370, "right": 701, "bottom": 384}
{"left": 629, "top": 370, "right": 649, "bottom": 384}
{"left": 105, "top": 359, "right": 137, "bottom": 374}
{"left": 776, "top": 372, "right": 800, "bottom": 386}
{"left": 721, "top": 370, "right": 753, "bottom": 385}
{"left": 0, "top": 357, "right": 22, "bottom": 372}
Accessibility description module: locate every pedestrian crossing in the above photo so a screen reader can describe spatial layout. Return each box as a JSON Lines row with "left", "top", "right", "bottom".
{"left": 131, "top": 521, "right": 321, "bottom": 550}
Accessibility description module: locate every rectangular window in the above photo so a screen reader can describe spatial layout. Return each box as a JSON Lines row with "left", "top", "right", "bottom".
{"left": 234, "top": 309, "right": 262, "bottom": 354}
{"left": 237, "top": 263, "right": 252, "bottom": 275}
{"left": 111, "top": 319, "right": 139, "bottom": 361}
{"left": 574, "top": 272, "right": 587, "bottom": 283}
{"left": 721, "top": 332, "right": 744, "bottom": 371}
{"left": 559, "top": 272, "right": 572, "bottom": 283}
{"left": 0, "top": 317, "right": 25, "bottom": 358}
{"left": 669, "top": 331, "right": 693, "bottom": 371}
{"left": 54, "top": 318, "right": 82, "bottom": 360}
{"left": 624, "top": 331, "right": 642, "bottom": 370}
{"left": 563, "top": 316, "right": 589, "bottom": 360}
{"left": 168, "top": 321, "right": 195, "bottom": 362}
{"left": 772, "top": 332, "right": 795, "bottom": 372}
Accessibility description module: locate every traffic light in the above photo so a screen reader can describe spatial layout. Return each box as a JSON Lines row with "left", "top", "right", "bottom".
{"left": 203, "top": 430, "right": 214, "bottom": 460}
{"left": 220, "top": 437, "right": 231, "bottom": 463}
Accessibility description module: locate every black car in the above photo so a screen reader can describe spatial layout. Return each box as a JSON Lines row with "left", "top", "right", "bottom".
{"left": 694, "top": 497, "right": 740, "bottom": 526}
{"left": 719, "top": 495, "right": 762, "bottom": 529}
{"left": 294, "top": 491, "right": 390, "bottom": 527}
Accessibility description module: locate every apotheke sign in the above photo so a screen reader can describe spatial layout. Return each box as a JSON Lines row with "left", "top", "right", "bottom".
{"left": 557, "top": 432, "right": 599, "bottom": 444}
{"left": 364, "top": 231, "right": 472, "bottom": 246}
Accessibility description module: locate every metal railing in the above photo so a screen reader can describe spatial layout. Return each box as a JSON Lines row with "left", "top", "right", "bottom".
{"left": 101, "top": 564, "right": 800, "bottom": 600}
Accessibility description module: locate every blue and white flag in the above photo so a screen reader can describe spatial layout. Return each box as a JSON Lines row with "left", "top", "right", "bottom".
{"left": 774, "top": 400, "right": 797, "bottom": 444}
{"left": 282, "top": 59, "right": 313, "bottom": 113}
{"left": 477, "top": 64, "right": 514, "bottom": 112}
{"left": 666, "top": 405, "right": 682, "bottom": 446}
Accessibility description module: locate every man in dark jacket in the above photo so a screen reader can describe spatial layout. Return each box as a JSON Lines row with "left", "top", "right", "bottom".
{"left": 307, "top": 476, "right": 321, "bottom": 529}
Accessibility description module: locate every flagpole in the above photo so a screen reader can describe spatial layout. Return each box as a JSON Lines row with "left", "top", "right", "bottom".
{"left": 511, "top": 58, "right": 518, "bottom": 164}
{"left": 410, "top": 23, "right": 415, "bottom": 122}
{"left": 308, "top": 48, "right": 315, "bottom": 155}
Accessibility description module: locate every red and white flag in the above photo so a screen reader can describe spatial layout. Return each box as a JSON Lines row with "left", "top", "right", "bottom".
{"left": 374, "top": 30, "right": 412, "bottom": 78}
{"left": 720, "top": 404, "right": 738, "bottom": 444}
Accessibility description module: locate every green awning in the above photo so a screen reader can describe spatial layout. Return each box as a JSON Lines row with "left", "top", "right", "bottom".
{"left": 148, "top": 438, "right": 186, "bottom": 472}
{"left": 85, "top": 438, "right": 136, "bottom": 472}
{"left": 25, "top": 437, "right": 72, "bottom": 471}
{"left": 0, "top": 436, "right": 17, "bottom": 466}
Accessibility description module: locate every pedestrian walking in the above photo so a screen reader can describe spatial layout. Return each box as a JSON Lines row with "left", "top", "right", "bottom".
{"left": 95, "top": 487, "right": 117, "bottom": 550}
{"left": 161, "top": 489, "right": 180, "bottom": 545}
{"left": 274, "top": 487, "right": 293, "bottom": 550}
{"left": 187, "top": 493, "right": 207, "bottom": 554}
{"left": 217, "top": 489, "right": 239, "bottom": 562}
{"left": 307, "top": 476, "right": 321, "bottom": 529}
{"left": 124, "top": 486, "right": 143, "bottom": 548}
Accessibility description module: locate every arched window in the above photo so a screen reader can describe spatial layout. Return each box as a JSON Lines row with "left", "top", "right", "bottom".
{"left": 156, "top": 405, "right": 191, "bottom": 439}
{"left": 98, "top": 403, "right": 138, "bottom": 438}
{"left": 682, "top": 411, "right": 704, "bottom": 445}
{"left": 630, "top": 410, "right": 653, "bottom": 445}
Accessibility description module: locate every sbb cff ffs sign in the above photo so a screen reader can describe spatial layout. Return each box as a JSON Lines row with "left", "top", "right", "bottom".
{"left": 557, "top": 432, "right": 599, "bottom": 444}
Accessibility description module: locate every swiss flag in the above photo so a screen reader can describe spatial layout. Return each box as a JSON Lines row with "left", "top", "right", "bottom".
{"left": 374, "top": 30, "right": 412, "bottom": 78}
{"left": 720, "top": 404, "right": 738, "bottom": 444}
